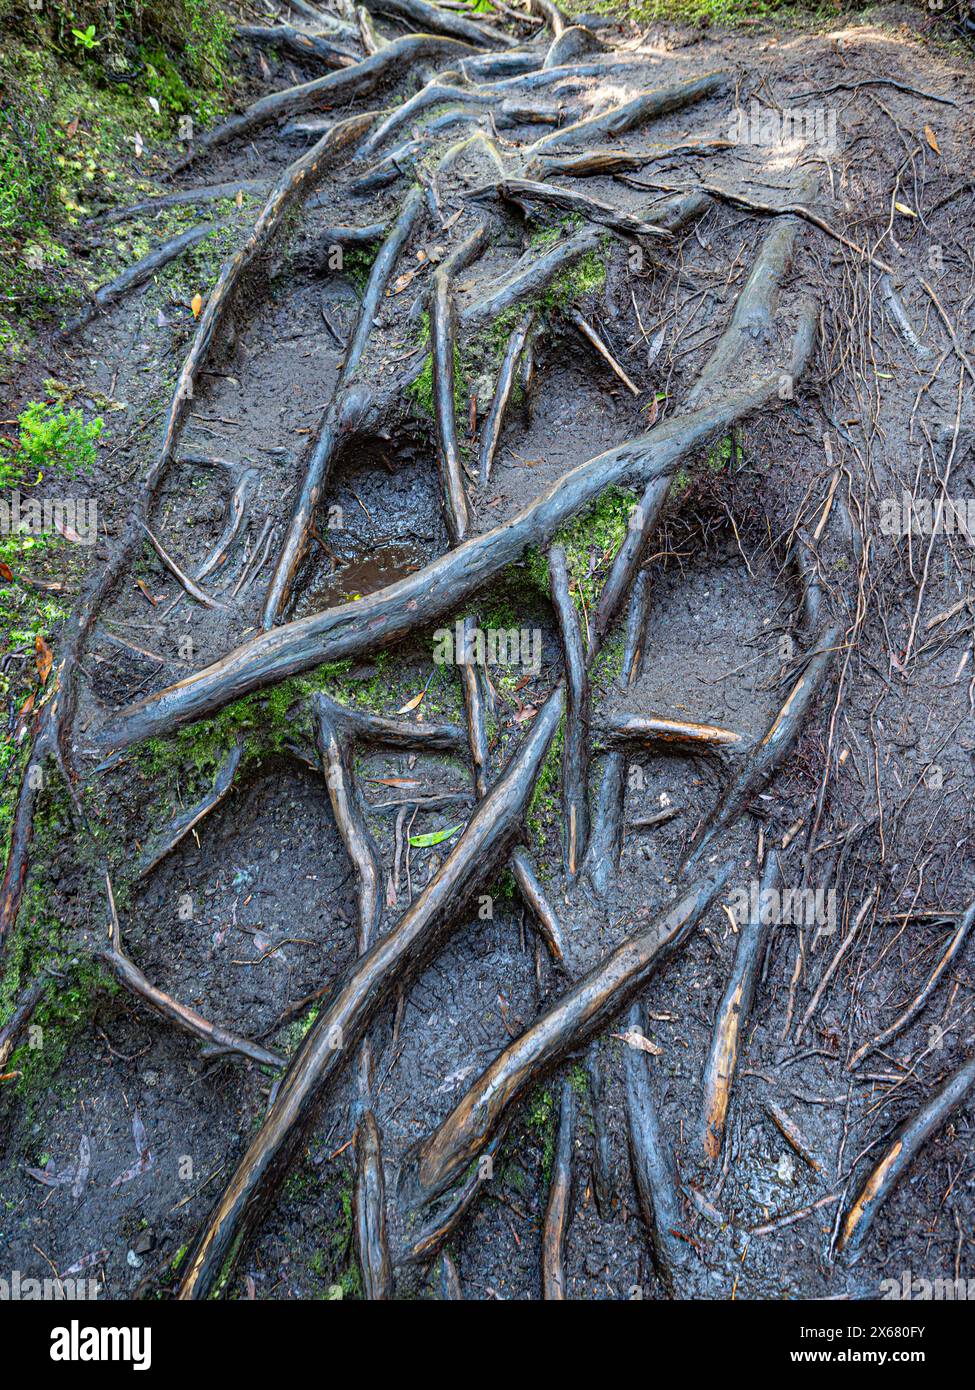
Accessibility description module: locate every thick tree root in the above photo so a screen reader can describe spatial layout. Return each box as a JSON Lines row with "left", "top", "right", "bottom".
{"left": 598, "top": 711, "right": 747, "bottom": 752}
{"left": 526, "top": 71, "right": 730, "bottom": 154}
{"left": 431, "top": 266, "right": 470, "bottom": 544}
{"left": 236, "top": 22, "right": 358, "bottom": 67}
{"left": 361, "top": 0, "right": 514, "bottom": 47}
{"left": 701, "top": 849, "right": 782, "bottom": 1160}
{"left": 173, "top": 34, "right": 476, "bottom": 169}
{"left": 60, "top": 222, "right": 220, "bottom": 337}
{"left": 586, "top": 1043, "right": 614, "bottom": 1216}
{"left": 468, "top": 178, "right": 673, "bottom": 240}
{"left": 134, "top": 740, "right": 244, "bottom": 880}
{"left": 837, "top": 1054, "right": 975, "bottom": 1260}
{"left": 584, "top": 570, "right": 651, "bottom": 897}
{"left": 549, "top": 545, "right": 590, "bottom": 880}
{"left": 0, "top": 975, "right": 47, "bottom": 1072}
{"left": 95, "top": 370, "right": 801, "bottom": 754}
{"left": 541, "top": 1077, "right": 575, "bottom": 1299}
{"left": 847, "top": 900, "right": 975, "bottom": 1072}
{"left": 88, "top": 179, "right": 270, "bottom": 228}
{"left": 438, "top": 1250, "right": 463, "bottom": 1298}
{"left": 397, "top": 867, "right": 730, "bottom": 1260}
{"left": 623, "top": 998, "right": 690, "bottom": 1294}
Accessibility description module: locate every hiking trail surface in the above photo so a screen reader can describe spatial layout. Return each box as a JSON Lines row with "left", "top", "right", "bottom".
{"left": 2, "top": 0, "right": 975, "bottom": 1302}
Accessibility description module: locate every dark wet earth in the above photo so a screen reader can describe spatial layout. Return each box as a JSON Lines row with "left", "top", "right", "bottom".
{"left": 3, "top": 4, "right": 975, "bottom": 1303}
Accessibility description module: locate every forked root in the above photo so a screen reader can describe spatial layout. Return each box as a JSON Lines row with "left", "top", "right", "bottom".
{"left": 397, "top": 867, "right": 730, "bottom": 1261}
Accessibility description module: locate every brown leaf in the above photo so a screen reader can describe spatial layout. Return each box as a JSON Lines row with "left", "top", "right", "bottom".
{"left": 395, "top": 690, "right": 425, "bottom": 714}
{"left": 924, "top": 124, "right": 940, "bottom": 155}
{"left": 613, "top": 1027, "right": 663, "bottom": 1056}
{"left": 136, "top": 578, "right": 158, "bottom": 607}
{"left": 0, "top": 561, "right": 13, "bottom": 581}
{"left": 66, "top": 118, "right": 79, "bottom": 139}
{"left": 35, "top": 635, "right": 53, "bottom": 684}
{"left": 191, "top": 292, "right": 203, "bottom": 319}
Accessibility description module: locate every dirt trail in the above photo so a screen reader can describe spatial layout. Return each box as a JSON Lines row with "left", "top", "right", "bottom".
{"left": 2, "top": 1, "right": 975, "bottom": 1302}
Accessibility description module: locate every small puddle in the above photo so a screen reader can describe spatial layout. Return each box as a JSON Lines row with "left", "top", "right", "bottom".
{"left": 304, "top": 541, "right": 426, "bottom": 608}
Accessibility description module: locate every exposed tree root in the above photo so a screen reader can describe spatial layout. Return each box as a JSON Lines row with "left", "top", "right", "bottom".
{"left": 526, "top": 71, "right": 730, "bottom": 154}
{"left": 541, "top": 1077, "right": 575, "bottom": 1299}
{"left": 847, "top": 900, "right": 975, "bottom": 1072}
{"left": 60, "top": 222, "right": 220, "bottom": 337}
{"left": 236, "top": 21, "right": 358, "bottom": 66}
{"left": 468, "top": 178, "right": 673, "bottom": 240}
{"left": 598, "top": 711, "right": 747, "bottom": 752}
{"left": 88, "top": 178, "right": 270, "bottom": 228}
{"left": 134, "top": 740, "right": 244, "bottom": 881}
{"left": 701, "top": 849, "right": 782, "bottom": 1160}
{"left": 361, "top": 0, "right": 514, "bottom": 47}
{"left": 837, "top": 1053, "right": 975, "bottom": 1260}
{"left": 0, "top": 976, "right": 47, "bottom": 1072}
{"left": 550, "top": 544, "right": 590, "bottom": 880}
{"left": 478, "top": 310, "right": 533, "bottom": 485}
{"left": 586, "top": 1043, "right": 614, "bottom": 1217}
{"left": 431, "top": 266, "right": 470, "bottom": 544}
{"left": 172, "top": 34, "right": 476, "bottom": 170}
{"left": 101, "top": 877, "right": 283, "bottom": 1070}
{"left": 397, "top": 868, "right": 730, "bottom": 1260}
{"left": 682, "top": 624, "right": 841, "bottom": 872}
{"left": 623, "top": 999, "right": 690, "bottom": 1294}
{"left": 584, "top": 569, "right": 651, "bottom": 897}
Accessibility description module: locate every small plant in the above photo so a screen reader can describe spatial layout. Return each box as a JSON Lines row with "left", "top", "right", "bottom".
{"left": 7, "top": 400, "right": 103, "bottom": 481}
{"left": 71, "top": 24, "right": 101, "bottom": 51}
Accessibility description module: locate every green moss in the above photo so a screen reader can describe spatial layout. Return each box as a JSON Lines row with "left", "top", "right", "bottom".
{"left": 527, "top": 1085, "right": 557, "bottom": 1182}
{"left": 526, "top": 485, "right": 637, "bottom": 612}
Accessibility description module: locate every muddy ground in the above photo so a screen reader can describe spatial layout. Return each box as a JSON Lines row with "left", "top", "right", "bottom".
{"left": 2, "top": 1, "right": 975, "bottom": 1301}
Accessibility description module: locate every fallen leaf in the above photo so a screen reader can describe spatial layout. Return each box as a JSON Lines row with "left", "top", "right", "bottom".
{"left": 135, "top": 578, "right": 158, "bottom": 606}
{"left": 924, "top": 124, "right": 940, "bottom": 155}
{"left": 409, "top": 824, "right": 462, "bottom": 848}
{"left": 134, "top": 131, "right": 144, "bottom": 158}
{"left": 66, "top": 118, "right": 79, "bottom": 139}
{"left": 0, "top": 561, "right": 13, "bottom": 581}
{"left": 613, "top": 1028, "right": 663, "bottom": 1056}
{"left": 894, "top": 201, "right": 916, "bottom": 218}
{"left": 191, "top": 292, "right": 203, "bottom": 319}
{"left": 396, "top": 690, "right": 425, "bottom": 714}
{"left": 148, "top": 96, "right": 161, "bottom": 117}
{"left": 35, "top": 634, "right": 53, "bottom": 684}
{"left": 513, "top": 705, "right": 537, "bottom": 722}
{"left": 235, "top": 189, "right": 244, "bottom": 208}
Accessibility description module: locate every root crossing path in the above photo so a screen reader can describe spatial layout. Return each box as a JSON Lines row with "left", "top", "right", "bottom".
{"left": 3, "top": 2, "right": 975, "bottom": 1303}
